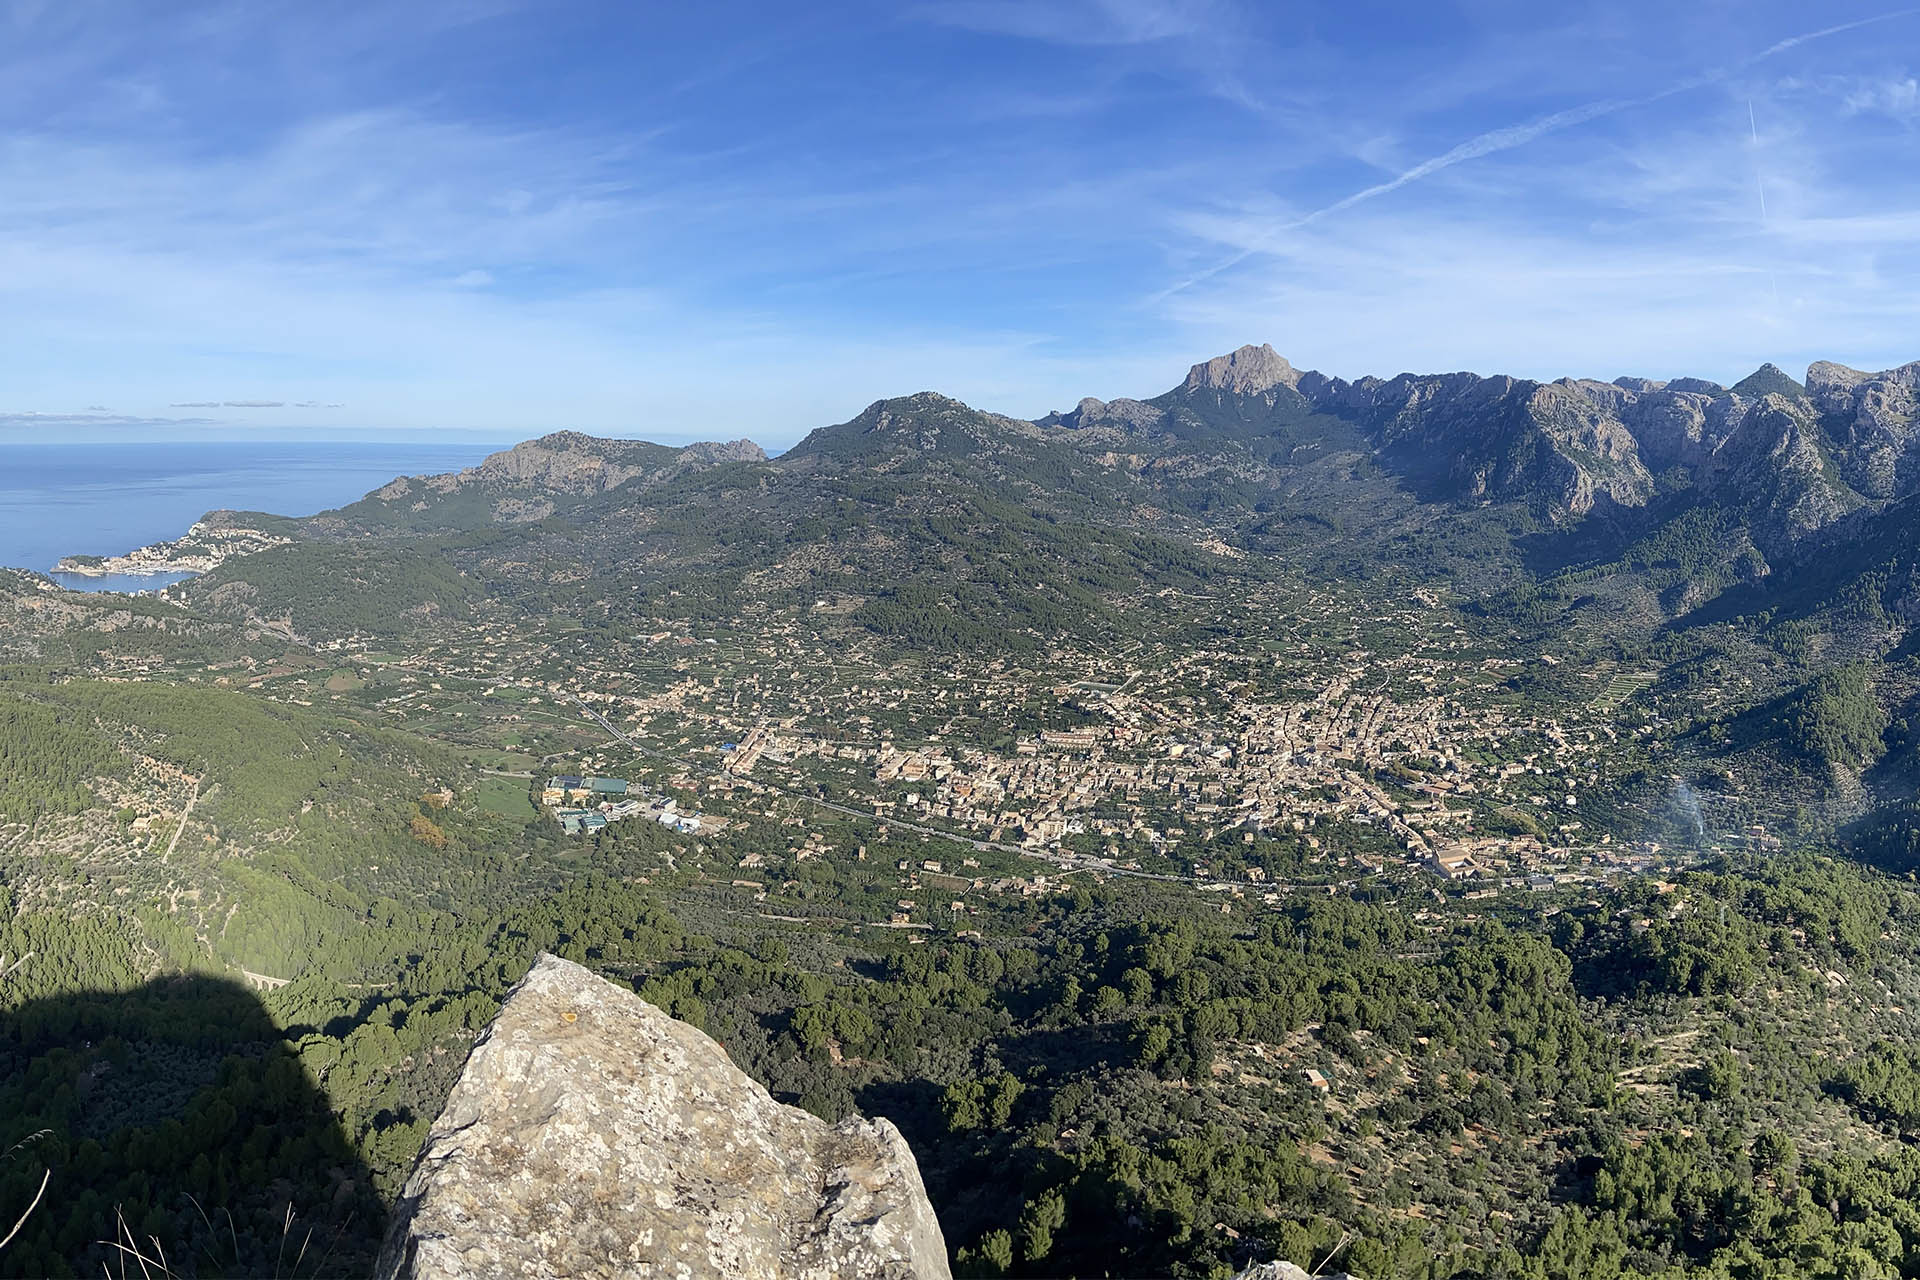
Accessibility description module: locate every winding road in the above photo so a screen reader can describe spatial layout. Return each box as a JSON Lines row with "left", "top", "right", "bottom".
{"left": 160, "top": 776, "right": 199, "bottom": 864}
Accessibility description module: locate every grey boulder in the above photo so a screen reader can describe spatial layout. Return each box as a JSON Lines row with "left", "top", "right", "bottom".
{"left": 377, "top": 953, "right": 950, "bottom": 1279}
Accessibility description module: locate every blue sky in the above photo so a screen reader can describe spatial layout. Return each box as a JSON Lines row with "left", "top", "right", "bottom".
{"left": 5, "top": 0, "right": 1920, "bottom": 447}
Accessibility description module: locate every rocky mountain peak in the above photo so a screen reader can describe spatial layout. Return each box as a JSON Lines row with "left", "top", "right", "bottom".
{"left": 465, "top": 434, "right": 638, "bottom": 495}
{"left": 784, "top": 391, "right": 1049, "bottom": 464}
{"left": 1182, "top": 343, "right": 1302, "bottom": 396}
{"left": 1806, "top": 359, "right": 1870, "bottom": 393}
{"left": 524, "top": 429, "right": 603, "bottom": 450}
{"left": 1731, "top": 363, "right": 1808, "bottom": 401}
{"left": 464, "top": 432, "right": 763, "bottom": 500}
{"left": 1809, "top": 358, "right": 1919, "bottom": 413}
{"left": 1044, "top": 395, "right": 1165, "bottom": 432}
{"left": 378, "top": 954, "right": 949, "bottom": 1280}
{"left": 844, "top": 392, "right": 1016, "bottom": 437}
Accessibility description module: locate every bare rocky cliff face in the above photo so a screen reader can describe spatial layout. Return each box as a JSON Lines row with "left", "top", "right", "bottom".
{"left": 1141, "top": 346, "right": 1920, "bottom": 542}
{"left": 1182, "top": 342, "right": 1303, "bottom": 397}
{"left": 377, "top": 954, "right": 950, "bottom": 1280}
{"left": 1334, "top": 370, "right": 1654, "bottom": 515}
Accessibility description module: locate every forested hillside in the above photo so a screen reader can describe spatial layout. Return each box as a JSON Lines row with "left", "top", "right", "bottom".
{"left": 6, "top": 846, "right": 1920, "bottom": 1277}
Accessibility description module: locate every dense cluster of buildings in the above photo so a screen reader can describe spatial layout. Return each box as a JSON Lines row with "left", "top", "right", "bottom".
{"left": 492, "top": 596, "right": 1662, "bottom": 882}
{"left": 758, "top": 675, "right": 1585, "bottom": 868}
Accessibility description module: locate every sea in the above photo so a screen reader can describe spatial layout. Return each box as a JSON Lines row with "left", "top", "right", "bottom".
{"left": 0, "top": 440, "right": 501, "bottom": 592}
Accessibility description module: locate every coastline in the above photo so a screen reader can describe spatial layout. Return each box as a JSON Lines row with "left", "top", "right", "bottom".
{"left": 0, "top": 438, "right": 499, "bottom": 589}
{"left": 50, "top": 518, "right": 291, "bottom": 580}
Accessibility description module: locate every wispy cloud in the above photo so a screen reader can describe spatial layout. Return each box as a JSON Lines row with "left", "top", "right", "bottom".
{"left": 914, "top": 0, "right": 1266, "bottom": 109}
{"left": 1843, "top": 74, "right": 1920, "bottom": 120}
{"left": 1156, "top": 72, "right": 1920, "bottom": 386}
{"left": 1158, "top": 209, "right": 1919, "bottom": 384}
{"left": 168, "top": 399, "right": 329, "bottom": 408}
{"left": 0, "top": 410, "right": 219, "bottom": 430}
{"left": 1155, "top": 7, "right": 1920, "bottom": 302}
{"left": 916, "top": 0, "right": 1223, "bottom": 47}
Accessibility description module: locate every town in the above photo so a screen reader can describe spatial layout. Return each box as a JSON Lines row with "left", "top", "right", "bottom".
{"left": 147, "top": 570, "right": 1733, "bottom": 918}
{"left": 30, "top": 562, "right": 1747, "bottom": 960}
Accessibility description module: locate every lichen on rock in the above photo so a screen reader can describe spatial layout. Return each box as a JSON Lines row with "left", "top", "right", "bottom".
{"left": 377, "top": 953, "right": 950, "bottom": 1279}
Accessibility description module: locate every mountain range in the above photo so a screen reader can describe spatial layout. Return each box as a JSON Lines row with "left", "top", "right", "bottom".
{"left": 157, "top": 343, "right": 1916, "bottom": 654}
{"left": 313, "top": 343, "right": 1920, "bottom": 543}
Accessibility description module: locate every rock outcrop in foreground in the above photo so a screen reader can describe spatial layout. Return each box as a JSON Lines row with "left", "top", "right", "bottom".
{"left": 377, "top": 954, "right": 950, "bottom": 1280}
{"left": 1234, "top": 1263, "right": 1359, "bottom": 1280}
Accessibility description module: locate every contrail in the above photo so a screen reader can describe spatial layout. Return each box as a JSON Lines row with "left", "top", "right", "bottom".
{"left": 1750, "top": 8, "right": 1920, "bottom": 59}
{"left": 1749, "top": 98, "right": 1781, "bottom": 310}
{"left": 1290, "top": 97, "right": 1630, "bottom": 231}
{"left": 1156, "top": 6, "right": 1920, "bottom": 303}
{"left": 1149, "top": 97, "right": 1631, "bottom": 303}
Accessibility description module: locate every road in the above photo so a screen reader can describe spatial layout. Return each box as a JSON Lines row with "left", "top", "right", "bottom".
{"left": 160, "top": 776, "right": 199, "bottom": 864}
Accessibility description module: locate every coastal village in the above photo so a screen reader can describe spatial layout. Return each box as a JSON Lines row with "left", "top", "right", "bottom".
{"left": 52, "top": 519, "right": 292, "bottom": 579}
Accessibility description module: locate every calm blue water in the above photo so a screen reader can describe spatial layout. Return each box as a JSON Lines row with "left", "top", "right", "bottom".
{"left": 0, "top": 440, "right": 499, "bottom": 590}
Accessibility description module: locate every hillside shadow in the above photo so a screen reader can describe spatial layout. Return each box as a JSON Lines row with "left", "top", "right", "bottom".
{"left": 1673, "top": 493, "right": 1920, "bottom": 635}
{"left": 1511, "top": 491, "right": 1680, "bottom": 578}
{"left": 996, "top": 1022, "right": 1134, "bottom": 1077}
{"left": 0, "top": 974, "right": 380, "bottom": 1279}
